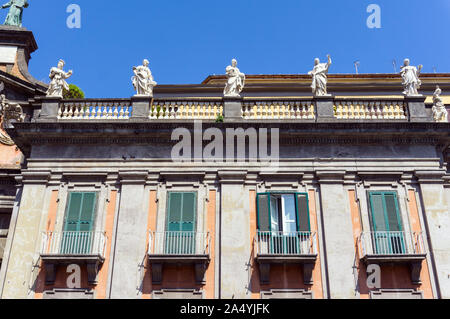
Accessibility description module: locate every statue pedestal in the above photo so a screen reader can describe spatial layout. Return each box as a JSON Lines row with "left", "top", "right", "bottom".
{"left": 223, "top": 96, "right": 243, "bottom": 122}
{"left": 131, "top": 95, "right": 152, "bottom": 120}
{"left": 405, "top": 95, "right": 431, "bottom": 122}
{"left": 36, "top": 96, "right": 62, "bottom": 121}
{"left": 314, "top": 95, "right": 335, "bottom": 122}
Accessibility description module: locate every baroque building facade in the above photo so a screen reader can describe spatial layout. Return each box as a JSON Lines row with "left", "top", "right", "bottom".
{"left": 0, "top": 27, "right": 449, "bottom": 299}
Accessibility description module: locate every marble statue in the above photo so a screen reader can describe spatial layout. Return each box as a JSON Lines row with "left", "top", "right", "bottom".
{"left": 432, "top": 86, "right": 448, "bottom": 122}
{"left": 46, "top": 60, "right": 73, "bottom": 98}
{"left": 1, "top": 0, "right": 28, "bottom": 27}
{"left": 0, "top": 81, "right": 24, "bottom": 145}
{"left": 400, "top": 59, "right": 423, "bottom": 96}
{"left": 308, "top": 55, "right": 332, "bottom": 96}
{"left": 132, "top": 59, "right": 157, "bottom": 96}
{"left": 224, "top": 59, "right": 245, "bottom": 97}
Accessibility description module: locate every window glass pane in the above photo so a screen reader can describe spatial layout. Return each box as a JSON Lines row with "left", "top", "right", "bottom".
{"left": 282, "top": 195, "right": 297, "bottom": 233}
{"left": 370, "top": 193, "right": 387, "bottom": 231}
{"left": 385, "top": 193, "right": 401, "bottom": 231}
{"left": 270, "top": 196, "right": 280, "bottom": 232}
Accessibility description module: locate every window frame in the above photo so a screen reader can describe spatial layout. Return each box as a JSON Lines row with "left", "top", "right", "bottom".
{"left": 367, "top": 191, "right": 403, "bottom": 233}
{"left": 165, "top": 191, "right": 198, "bottom": 233}
{"left": 256, "top": 192, "right": 311, "bottom": 233}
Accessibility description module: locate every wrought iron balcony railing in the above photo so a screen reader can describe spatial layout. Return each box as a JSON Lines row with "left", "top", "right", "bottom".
{"left": 148, "top": 231, "right": 211, "bottom": 256}
{"left": 40, "top": 231, "right": 107, "bottom": 257}
{"left": 358, "top": 231, "right": 425, "bottom": 257}
{"left": 255, "top": 231, "right": 317, "bottom": 256}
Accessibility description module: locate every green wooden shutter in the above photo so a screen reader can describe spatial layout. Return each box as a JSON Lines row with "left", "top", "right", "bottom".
{"left": 64, "top": 192, "right": 97, "bottom": 232}
{"left": 296, "top": 193, "right": 310, "bottom": 232}
{"left": 257, "top": 194, "right": 270, "bottom": 232}
{"left": 166, "top": 192, "right": 197, "bottom": 254}
{"left": 368, "top": 191, "right": 404, "bottom": 254}
{"left": 62, "top": 192, "right": 98, "bottom": 254}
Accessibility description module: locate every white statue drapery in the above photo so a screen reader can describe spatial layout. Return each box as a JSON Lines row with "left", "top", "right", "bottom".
{"left": 132, "top": 59, "right": 157, "bottom": 96}
{"left": 400, "top": 59, "right": 422, "bottom": 96}
{"left": 308, "top": 55, "right": 332, "bottom": 96}
{"left": 46, "top": 60, "right": 73, "bottom": 97}
{"left": 224, "top": 59, "right": 245, "bottom": 97}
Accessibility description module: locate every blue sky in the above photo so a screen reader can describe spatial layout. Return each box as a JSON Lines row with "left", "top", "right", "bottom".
{"left": 9, "top": 0, "right": 450, "bottom": 97}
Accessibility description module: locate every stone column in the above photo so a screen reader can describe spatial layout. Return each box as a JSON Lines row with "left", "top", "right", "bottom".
{"left": 130, "top": 96, "right": 151, "bottom": 120}
{"left": 223, "top": 97, "right": 243, "bottom": 122}
{"left": 405, "top": 96, "right": 431, "bottom": 122}
{"left": 110, "top": 171, "right": 149, "bottom": 299}
{"left": 36, "top": 96, "right": 62, "bottom": 121}
{"left": 314, "top": 95, "right": 335, "bottom": 122}
{"left": 316, "top": 171, "right": 357, "bottom": 299}
{"left": 0, "top": 171, "right": 50, "bottom": 299}
{"left": 218, "top": 170, "right": 251, "bottom": 299}
{"left": 415, "top": 171, "right": 450, "bottom": 298}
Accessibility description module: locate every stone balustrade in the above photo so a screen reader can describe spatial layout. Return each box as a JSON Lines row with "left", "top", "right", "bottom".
{"left": 242, "top": 99, "right": 315, "bottom": 120}
{"left": 35, "top": 95, "right": 440, "bottom": 122}
{"left": 334, "top": 99, "right": 408, "bottom": 120}
{"left": 149, "top": 100, "right": 223, "bottom": 120}
{"left": 58, "top": 99, "right": 132, "bottom": 120}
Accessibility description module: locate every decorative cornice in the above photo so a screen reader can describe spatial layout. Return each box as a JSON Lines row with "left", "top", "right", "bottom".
{"left": 415, "top": 170, "right": 446, "bottom": 184}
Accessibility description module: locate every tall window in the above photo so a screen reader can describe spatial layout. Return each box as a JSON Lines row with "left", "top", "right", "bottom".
{"left": 257, "top": 193, "right": 310, "bottom": 254}
{"left": 165, "top": 192, "right": 197, "bottom": 254}
{"left": 61, "top": 192, "right": 98, "bottom": 254}
{"left": 368, "top": 191, "right": 405, "bottom": 254}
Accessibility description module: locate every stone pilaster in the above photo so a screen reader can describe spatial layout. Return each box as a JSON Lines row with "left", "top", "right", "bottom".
{"left": 0, "top": 171, "right": 50, "bottom": 299}
{"left": 218, "top": 170, "right": 250, "bottom": 299}
{"left": 316, "top": 170, "right": 357, "bottom": 299}
{"left": 109, "top": 171, "right": 149, "bottom": 299}
{"left": 415, "top": 170, "right": 450, "bottom": 298}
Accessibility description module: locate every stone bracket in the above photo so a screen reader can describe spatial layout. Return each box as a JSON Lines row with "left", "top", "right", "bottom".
{"left": 363, "top": 254, "right": 426, "bottom": 285}
{"left": 148, "top": 255, "right": 210, "bottom": 285}
{"left": 40, "top": 255, "right": 104, "bottom": 286}
{"left": 256, "top": 256, "right": 317, "bottom": 285}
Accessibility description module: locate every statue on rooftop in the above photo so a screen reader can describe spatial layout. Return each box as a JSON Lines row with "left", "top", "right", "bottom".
{"left": 46, "top": 60, "right": 73, "bottom": 98}
{"left": 400, "top": 58, "right": 423, "bottom": 96}
{"left": 1, "top": 0, "right": 28, "bottom": 27}
{"left": 224, "top": 59, "right": 245, "bottom": 97}
{"left": 132, "top": 59, "right": 157, "bottom": 96}
{"left": 308, "top": 55, "right": 332, "bottom": 96}
{"left": 432, "top": 86, "right": 448, "bottom": 122}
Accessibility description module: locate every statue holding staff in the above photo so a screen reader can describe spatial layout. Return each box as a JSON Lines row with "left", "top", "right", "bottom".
{"left": 308, "top": 55, "right": 332, "bottom": 96}
{"left": 1, "top": 0, "right": 28, "bottom": 27}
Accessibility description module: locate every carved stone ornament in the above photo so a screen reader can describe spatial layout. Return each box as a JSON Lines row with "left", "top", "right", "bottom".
{"left": 432, "top": 86, "right": 448, "bottom": 122}
{"left": 0, "top": 81, "right": 24, "bottom": 145}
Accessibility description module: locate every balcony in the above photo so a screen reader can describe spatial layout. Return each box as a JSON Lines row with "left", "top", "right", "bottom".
{"left": 254, "top": 231, "right": 318, "bottom": 285}
{"left": 147, "top": 231, "right": 211, "bottom": 285}
{"left": 358, "top": 231, "right": 427, "bottom": 284}
{"left": 40, "top": 231, "right": 107, "bottom": 285}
